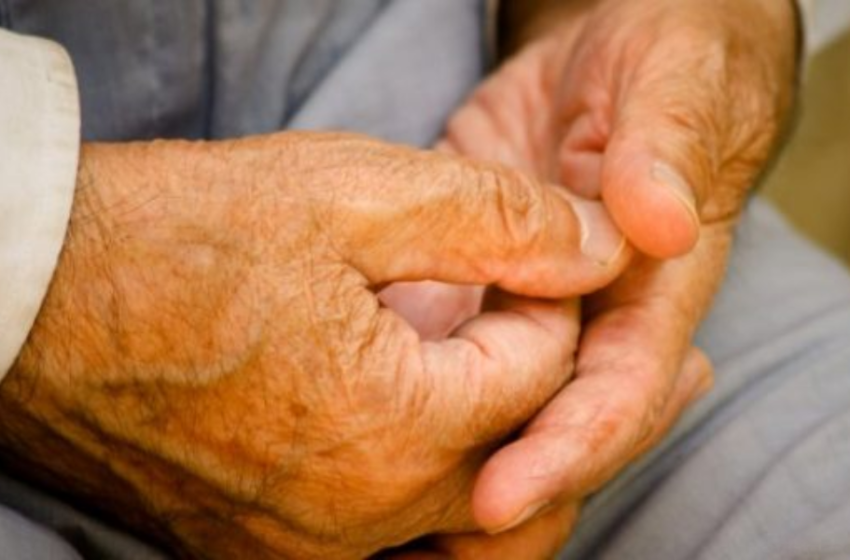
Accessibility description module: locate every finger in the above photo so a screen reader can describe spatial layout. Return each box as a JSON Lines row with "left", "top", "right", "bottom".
{"left": 378, "top": 282, "right": 484, "bottom": 341}
{"left": 470, "top": 306, "right": 713, "bottom": 533}
{"left": 312, "top": 291, "right": 579, "bottom": 539}
{"left": 422, "top": 293, "right": 581, "bottom": 449}
{"left": 596, "top": 40, "right": 725, "bottom": 259}
{"left": 429, "top": 502, "right": 580, "bottom": 560}
{"left": 559, "top": 149, "right": 603, "bottom": 200}
{"left": 330, "top": 144, "right": 629, "bottom": 298}
{"left": 627, "top": 347, "right": 713, "bottom": 460}
{"left": 558, "top": 112, "right": 608, "bottom": 199}
{"left": 360, "top": 293, "right": 580, "bottom": 536}
{"left": 441, "top": 100, "right": 533, "bottom": 174}
{"left": 594, "top": 4, "right": 796, "bottom": 261}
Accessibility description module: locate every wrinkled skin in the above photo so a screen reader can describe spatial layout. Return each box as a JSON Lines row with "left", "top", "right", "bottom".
{"left": 0, "top": 133, "right": 629, "bottom": 558}
{"left": 384, "top": 0, "right": 799, "bottom": 556}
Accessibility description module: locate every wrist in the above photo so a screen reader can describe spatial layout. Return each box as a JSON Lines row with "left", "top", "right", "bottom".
{"left": 0, "top": 145, "right": 166, "bottom": 539}
{"left": 0, "top": 138, "right": 307, "bottom": 555}
{"left": 9, "top": 144, "right": 137, "bottom": 396}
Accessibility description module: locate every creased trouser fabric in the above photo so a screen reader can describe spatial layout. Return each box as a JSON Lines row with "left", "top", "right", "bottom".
{"left": 2, "top": 1, "right": 850, "bottom": 559}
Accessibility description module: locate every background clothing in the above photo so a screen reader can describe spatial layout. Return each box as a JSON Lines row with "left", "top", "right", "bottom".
{"left": 0, "top": 29, "right": 78, "bottom": 387}
{"left": 2, "top": 1, "right": 850, "bottom": 559}
{"left": 0, "top": 0, "right": 485, "bottom": 144}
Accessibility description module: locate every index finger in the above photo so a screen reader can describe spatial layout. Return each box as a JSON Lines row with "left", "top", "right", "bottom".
{"left": 314, "top": 137, "right": 630, "bottom": 297}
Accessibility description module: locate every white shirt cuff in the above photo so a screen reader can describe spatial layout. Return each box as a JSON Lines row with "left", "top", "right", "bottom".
{"left": 0, "top": 29, "right": 80, "bottom": 382}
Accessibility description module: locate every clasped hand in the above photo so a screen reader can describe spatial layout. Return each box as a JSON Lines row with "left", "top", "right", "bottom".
{"left": 384, "top": 0, "right": 798, "bottom": 556}
{"left": 0, "top": 0, "right": 800, "bottom": 556}
{"left": 0, "top": 133, "right": 625, "bottom": 559}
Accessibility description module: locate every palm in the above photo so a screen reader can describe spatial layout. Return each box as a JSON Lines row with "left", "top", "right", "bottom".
{"left": 440, "top": 30, "right": 577, "bottom": 184}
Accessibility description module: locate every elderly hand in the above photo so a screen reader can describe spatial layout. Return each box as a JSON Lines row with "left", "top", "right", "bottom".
{"left": 385, "top": 0, "right": 799, "bottom": 556}
{"left": 0, "top": 133, "right": 628, "bottom": 559}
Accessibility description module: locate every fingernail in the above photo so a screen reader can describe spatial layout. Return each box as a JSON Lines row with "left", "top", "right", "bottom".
{"left": 652, "top": 162, "right": 700, "bottom": 228}
{"left": 570, "top": 197, "right": 626, "bottom": 266}
{"left": 487, "top": 500, "right": 551, "bottom": 535}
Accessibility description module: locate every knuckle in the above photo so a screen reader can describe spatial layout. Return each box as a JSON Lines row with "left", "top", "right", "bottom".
{"left": 588, "top": 370, "right": 668, "bottom": 458}
{"left": 478, "top": 165, "right": 548, "bottom": 254}
{"left": 568, "top": 394, "right": 636, "bottom": 455}
{"left": 720, "top": 98, "right": 782, "bottom": 183}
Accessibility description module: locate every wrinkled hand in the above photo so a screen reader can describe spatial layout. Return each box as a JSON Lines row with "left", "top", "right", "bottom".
{"left": 0, "top": 133, "right": 629, "bottom": 559}
{"left": 386, "top": 0, "right": 799, "bottom": 556}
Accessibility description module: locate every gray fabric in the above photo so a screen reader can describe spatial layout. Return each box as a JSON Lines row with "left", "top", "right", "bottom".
{"left": 1, "top": 0, "right": 480, "bottom": 144}
{"left": 3, "top": 1, "right": 850, "bottom": 559}
{"left": 0, "top": 474, "right": 163, "bottom": 560}
{"left": 3, "top": 0, "right": 392, "bottom": 140}
{"left": 0, "top": 503, "right": 82, "bottom": 560}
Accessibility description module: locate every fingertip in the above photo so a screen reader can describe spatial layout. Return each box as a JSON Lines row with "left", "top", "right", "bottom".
{"left": 471, "top": 435, "right": 559, "bottom": 534}
{"left": 472, "top": 464, "right": 531, "bottom": 534}
{"left": 603, "top": 151, "right": 701, "bottom": 259}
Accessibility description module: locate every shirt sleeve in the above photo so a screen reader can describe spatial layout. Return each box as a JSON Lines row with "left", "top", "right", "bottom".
{"left": 0, "top": 28, "right": 80, "bottom": 382}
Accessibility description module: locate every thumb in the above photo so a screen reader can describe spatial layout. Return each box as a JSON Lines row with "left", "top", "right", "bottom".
{"left": 338, "top": 149, "right": 629, "bottom": 299}
{"left": 598, "top": 76, "right": 713, "bottom": 259}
